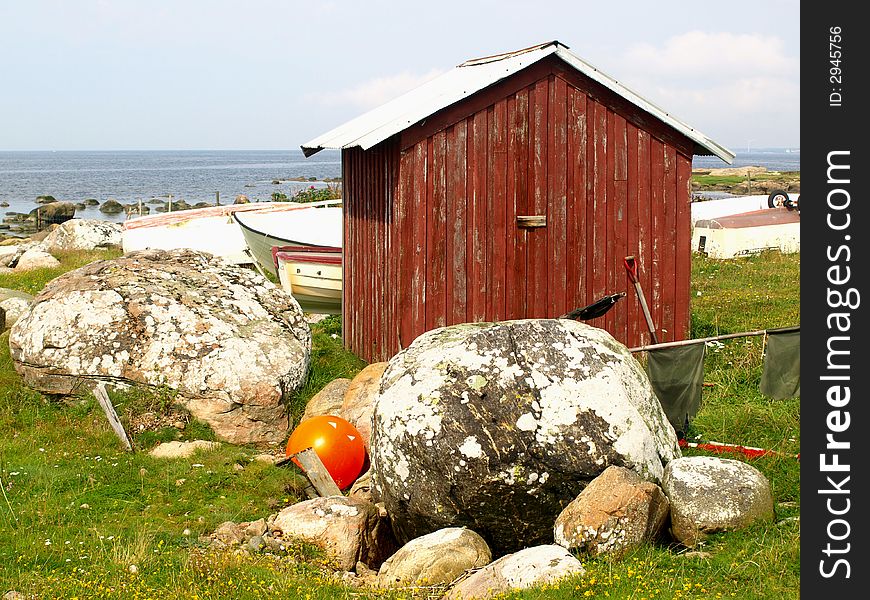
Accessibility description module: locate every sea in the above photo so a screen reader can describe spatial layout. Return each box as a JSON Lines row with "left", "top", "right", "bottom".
{"left": 0, "top": 147, "right": 798, "bottom": 225}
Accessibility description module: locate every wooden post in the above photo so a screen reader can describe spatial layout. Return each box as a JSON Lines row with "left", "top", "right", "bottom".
{"left": 168, "top": 194, "right": 173, "bottom": 213}
{"left": 276, "top": 448, "right": 342, "bottom": 497}
{"left": 215, "top": 191, "right": 220, "bottom": 205}
{"left": 93, "top": 382, "right": 133, "bottom": 452}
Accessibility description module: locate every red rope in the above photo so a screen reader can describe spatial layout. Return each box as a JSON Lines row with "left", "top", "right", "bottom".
{"left": 679, "top": 438, "right": 800, "bottom": 460}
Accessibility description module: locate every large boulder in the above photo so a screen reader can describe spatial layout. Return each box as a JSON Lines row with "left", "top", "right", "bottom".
{"left": 14, "top": 248, "right": 60, "bottom": 271}
{"left": 271, "top": 496, "right": 396, "bottom": 571}
{"left": 377, "top": 527, "right": 491, "bottom": 588}
{"left": 662, "top": 456, "right": 775, "bottom": 547}
{"left": 340, "top": 361, "right": 387, "bottom": 451}
{"left": 446, "top": 544, "right": 584, "bottom": 600}
{"left": 9, "top": 249, "right": 311, "bottom": 445}
{"left": 301, "top": 378, "right": 352, "bottom": 421}
{"left": 42, "top": 218, "right": 122, "bottom": 252}
{"left": 553, "top": 465, "right": 670, "bottom": 556}
{"left": 99, "top": 199, "right": 125, "bottom": 214}
{"left": 370, "top": 319, "right": 680, "bottom": 554}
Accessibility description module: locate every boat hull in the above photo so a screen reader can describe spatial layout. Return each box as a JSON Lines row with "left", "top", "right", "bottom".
{"left": 233, "top": 200, "right": 342, "bottom": 278}
{"left": 692, "top": 207, "right": 800, "bottom": 259}
{"left": 275, "top": 246, "right": 342, "bottom": 314}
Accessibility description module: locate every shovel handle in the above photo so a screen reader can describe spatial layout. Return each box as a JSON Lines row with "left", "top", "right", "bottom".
{"left": 623, "top": 256, "right": 639, "bottom": 283}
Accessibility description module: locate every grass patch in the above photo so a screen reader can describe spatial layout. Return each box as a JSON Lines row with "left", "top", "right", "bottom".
{"left": 0, "top": 248, "right": 799, "bottom": 598}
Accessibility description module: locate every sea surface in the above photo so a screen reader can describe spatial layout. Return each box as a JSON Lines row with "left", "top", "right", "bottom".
{"left": 0, "top": 149, "right": 343, "bottom": 225}
{"left": 0, "top": 148, "right": 798, "bottom": 224}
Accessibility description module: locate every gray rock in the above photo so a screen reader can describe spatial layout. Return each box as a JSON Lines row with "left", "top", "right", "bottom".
{"left": 662, "top": 456, "right": 775, "bottom": 547}
{"left": 271, "top": 495, "right": 397, "bottom": 571}
{"left": 554, "top": 465, "right": 669, "bottom": 556}
{"left": 9, "top": 249, "right": 311, "bottom": 445}
{"left": 245, "top": 518, "right": 268, "bottom": 538}
{"left": 445, "top": 544, "right": 584, "bottom": 600}
{"left": 247, "top": 535, "right": 266, "bottom": 553}
{"left": 212, "top": 521, "right": 246, "bottom": 546}
{"left": 41, "top": 218, "right": 123, "bottom": 252}
{"left": 377, "top": 527, "right": 491, "bottom": 589}
{"left": 370, "top": 319, "right": 680, "bottom": 554}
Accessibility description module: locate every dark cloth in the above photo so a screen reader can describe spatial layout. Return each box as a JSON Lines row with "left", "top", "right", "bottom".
{"left": 760, "top": 331, "right": 801, "bottom": 399}
{"left": 646, "top": 343, "right": 706, "bottom": 436}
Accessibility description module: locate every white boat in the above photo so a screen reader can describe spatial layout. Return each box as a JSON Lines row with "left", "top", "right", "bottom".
{"left": 691, "top": 191, "right": 799, "bottom": 225}
{"left": 121, "top": 202, "right": 300, "bottom": 264}
{"left": 232, "top": 199, "right": 342, "bottom": 278}
{"left": 692, "top": 207, "right": 800, "bottom": 259}
{"left": 274, "top": 245, "right": 342, "bottom": 314}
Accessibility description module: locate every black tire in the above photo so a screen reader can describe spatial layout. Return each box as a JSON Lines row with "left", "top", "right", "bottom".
{"left": 767, "top": 189, "right": 789, "bottom": 208}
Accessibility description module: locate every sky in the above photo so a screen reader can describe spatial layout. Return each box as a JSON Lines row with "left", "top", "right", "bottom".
{"left": 0, "top": 0, "right": 800, "bottom": 153}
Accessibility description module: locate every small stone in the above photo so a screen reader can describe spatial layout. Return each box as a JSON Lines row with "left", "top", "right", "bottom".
{"left": 128, "top": 564, "right": 139, "bottom": 574}
{"left": 79, "top": 503, "right": 90, "bottom": 509}
{"left": 248, "top": 535, "right": 266, "bottom": 553}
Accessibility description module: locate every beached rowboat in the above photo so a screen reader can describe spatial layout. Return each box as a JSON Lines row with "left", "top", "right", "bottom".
{"left": 692, "top": 206, "right": 800, "bottom": 259}
{"left": 121, "top": 202, "right": 298, "bottom": 264}
{"left": 232, "top": 199, "right": 342, "bottom": 278}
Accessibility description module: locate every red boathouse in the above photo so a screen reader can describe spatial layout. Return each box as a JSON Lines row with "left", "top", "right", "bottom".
{"left": 302, "top": 41, "right": 734, "bottom": 363}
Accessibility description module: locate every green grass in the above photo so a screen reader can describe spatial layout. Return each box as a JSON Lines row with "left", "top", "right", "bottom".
{"left": 0, "top": 249, "right": 800, "bottom": 598}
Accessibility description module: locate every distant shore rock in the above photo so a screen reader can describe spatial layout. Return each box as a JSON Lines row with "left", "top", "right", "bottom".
{"left": 28, "top": 202, "right": 76, "bottom": 227}
{"left": 99, "top": 199, "right": 125, "bottom": 214}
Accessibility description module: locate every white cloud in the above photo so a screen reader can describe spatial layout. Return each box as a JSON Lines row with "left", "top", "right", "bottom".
{"left": 605, "top": 31, "right": 799, "bottom": 146}
{"left": 308, "top": 68, "right": 445, "bottom": 110}
{"left": 621, "top": 30, "right": 798, "bottom": 78}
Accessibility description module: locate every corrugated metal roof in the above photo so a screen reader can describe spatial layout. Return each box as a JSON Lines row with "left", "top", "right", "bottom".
{"left": 301, "top": 41, "right": 734, "bottom": 164}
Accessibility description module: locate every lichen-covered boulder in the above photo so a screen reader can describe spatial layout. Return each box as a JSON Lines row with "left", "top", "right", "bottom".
{"left": 370, "top": 319, "right": 680, "bottom": 554}
{"left": 553, "top": 465, "right": 669, "bottom": 556}
{"left": 41, "top": 218, "right": 122, "bottom": 252}
{"left": 662, "top": 456, "right": 775, "bottom": 547}
{"left": 9, "top": 249, "right": 311, "bottom": 445}
{"left": 445, "top": 544, "right": 584, "bottom": 600}
{"left": 377, "top": 527, "right": 492, "bottom": 588}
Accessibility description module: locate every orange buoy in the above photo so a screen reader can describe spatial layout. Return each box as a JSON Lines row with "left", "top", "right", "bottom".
{"left": 285, "top": 415, "right": 366, "bottom": 489}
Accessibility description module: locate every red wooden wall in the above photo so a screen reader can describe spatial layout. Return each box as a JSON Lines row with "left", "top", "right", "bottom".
{"left": 342, "top": 57, "right": 694, "bottom": 363}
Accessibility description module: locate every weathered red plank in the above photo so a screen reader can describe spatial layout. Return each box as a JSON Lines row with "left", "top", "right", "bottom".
{"left": 397, "top": 148, "right": 415, "bottom": 350}
{"left": 604, "top": 110, "right": 617, "bottom": 334}
{"left": 512, "top": 88, "right": 530, "bottom": 319}
{"left": 430, "top": 130, "right": 448, "bottom": 330}
{"left": 548, "top": 76, "right": 568, "bottom": 318}
{"left": 568, "top": 88, "right": 588, "bottom": 312}
{"left": 675, "top": 152, "right": 692, "bottom": 341}
{"left": 528, "top": 77, "right": 549, "bottom": 318}
{"left": 625, "top": 122, "right": 640, "bottom": 348}
{"left": 612, "top": 114, "right": 628, "bottom": 342}
{"left": 411, "top": 141, "right": 428, "bottom": 342}
{"left": 649, "top": 138, "right": 664, "bottom": 343}
{"left": 447, "top": 121, "right": 468, "bottom": 325}
{"left": 661, "top": 144, "right": 677, "bottom": 343}
{"left": 470, "top": 109, "right": 488, "bottom": 322}
{"left": 490, "top": 99, "right": 508, "bottom": 322}
{"left": 636, "top": 130, "right": 652, "bottom": 346}
{"left": 589, "top": 100, "right": 608, "bottom": 325}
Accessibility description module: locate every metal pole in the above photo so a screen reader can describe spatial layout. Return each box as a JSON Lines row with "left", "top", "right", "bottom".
{"left": 628, "top": 325, "right": 799, "bottom": 353}
{"left": 624, "top": 256, "right": 658, "bottom": 344}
